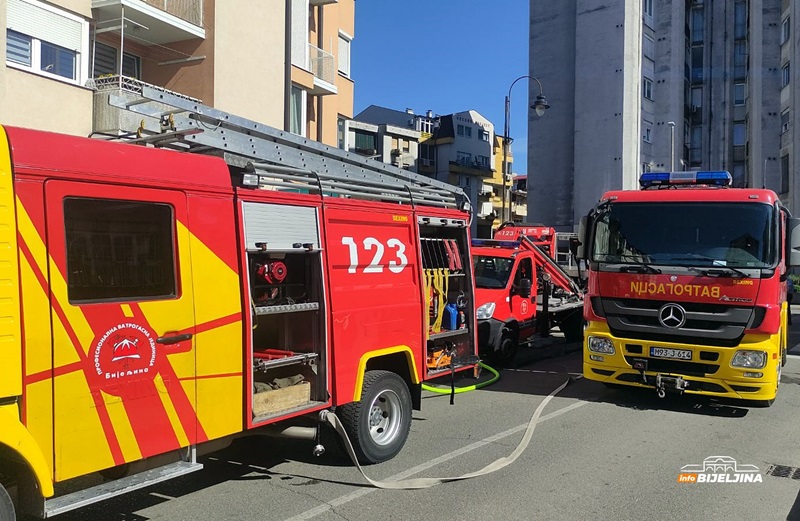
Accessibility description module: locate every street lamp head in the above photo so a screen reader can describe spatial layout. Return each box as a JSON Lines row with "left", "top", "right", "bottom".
{"left": 532, "top": 95, "right": 550, "bottom": 117}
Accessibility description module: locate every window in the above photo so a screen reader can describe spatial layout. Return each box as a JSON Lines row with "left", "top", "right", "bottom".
{"left": 733, "top": 41, "right": 747, "bottom": 79}
{"left": 732, "top": 163, "right": 746, "bottom": 188}
{"left": 643, "top": 77, "right": 653, "bottom": 100}
{"left": 691, "top": 7, "right": 704, "bottom": 43}
{"left": 457, "top": 124, "right": 465, "bottom": 136}
{"left": 338, "top": 32, "right": 351, "bottom": 77}
{"left": 782, "top": 109, "right": 790, "bottom": 134}
{"left": 353, "top": 130, "right": 376, "bottom": 153}
{"left": 5, "top": 0, "right": 88, "bottom": 84}
{"left": 643, "top": 34, "right": 655, "bottom": 59}
{"left": 93, "top": 42, "right": 140, "bottom": 79}
{"left": 733, "top": 83, "right": 747, "bottom": 106}
{"left": 456, "top": 151, "right": 471, "bottom": 165}
{"left": 290, "top": 85, "right": 306, "bottom": 137}
{"left": 65, "top": 198, "right": 176, "bottom": 302}
{"left": 478, "top": 129, "right": 490, "bottom": 142}
{"left": 733, "top": 123, "right": 746, "bottom": 146}
{"left": 464, "top": 126, "right": 472, "bottom": 138}
{"left": 477, "top": 155, "right": 490, "bottom": 167}
{"left": 691, "top": 86, "right": 702, "bottom": 111}
{"left": 643, "top": 126, "right": 652, "bottom": 143}
{"left": 337, "top": 117, "right": 347, "bottom": 149}
{"left": 734, "top": 1, "right": 747, "bottom": 39}
{"left": 691, "top": 46, "right": 704, "bottom": 82}
{"left": 782, "top": 155, "right": 790, "bottom": 194}
{"left": 783, "top": 17, "right": 791, "bottom": 45}
{"left": 643, "top": 0, "right": 653, "bottom": 23}
{"left": 783, "top": 63, "right": 791, "bottom": 88}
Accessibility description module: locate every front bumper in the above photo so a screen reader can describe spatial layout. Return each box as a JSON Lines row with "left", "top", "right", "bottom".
{"left": 477, "top": 318, "right": 504, "bottom": 356}
{"left": 583, "top": 321, "right": 781, "bottom": 402}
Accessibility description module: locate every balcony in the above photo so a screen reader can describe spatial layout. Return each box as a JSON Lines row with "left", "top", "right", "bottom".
{"left": 448, "top": 157, "right": 494, "bottom": 177}
{"left": 90, "top": 75, "right": 200, "bottom": 135}
{"left": 308, "top": 43, "right": 337, "bottom": 95}
{"left": 92, "top": 0, "right": 205, "bottom": 45}
{"left": 512, "top": 204, "right": 527, "bottom": 218}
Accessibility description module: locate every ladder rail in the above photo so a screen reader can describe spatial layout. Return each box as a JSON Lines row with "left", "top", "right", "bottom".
{"left": 107, "top": 87, "right": 468, "bottom": 210}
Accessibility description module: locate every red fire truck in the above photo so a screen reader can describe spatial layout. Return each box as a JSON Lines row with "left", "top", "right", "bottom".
{"left": 0, "top": 88, "right": 477, "bottom": 520}
{"left": 472, "top": 227, "right": 584, "bottom": 364}
{"left": 576, "top": 171, "right": 800, "bottom": 406}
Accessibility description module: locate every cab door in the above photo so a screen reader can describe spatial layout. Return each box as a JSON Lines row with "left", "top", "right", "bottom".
{"left": 513, "top": 256, "right": 537, "bottom": 340}
{"left": 45, "top": 182, "right": 197, "bottom": 481}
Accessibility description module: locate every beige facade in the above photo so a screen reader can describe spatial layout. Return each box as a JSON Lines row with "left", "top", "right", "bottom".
{"left": 2, "top": 0, "right": 354, "bottom": 146}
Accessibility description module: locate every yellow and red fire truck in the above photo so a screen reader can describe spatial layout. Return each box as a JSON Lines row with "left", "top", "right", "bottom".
{"left": 0, "top": 88, "right": 477, "bottom": 519}
{"left": 577, "top": 171, "right": 800, "bottom": 406}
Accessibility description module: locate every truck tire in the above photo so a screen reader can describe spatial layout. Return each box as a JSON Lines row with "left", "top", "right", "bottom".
{"left": 495, "top": 329, "right": 517, "bottom": 366}
{"left": 559, "top": 311, "right": 584, "bottom": 343}
{"left": 338, "top": 370, "right": 412, "bottom": 464}
{"left": 0, "top": 483, "right": 15, "bottom": 521}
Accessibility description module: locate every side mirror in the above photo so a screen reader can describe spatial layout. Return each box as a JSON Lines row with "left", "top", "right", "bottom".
{"left": 788, "top": 217, "right": 800, "bottom": 267}
{"left": 575, "top": 216, "right": 588, "bottom": 259}
{"left": 517, "top": 278, "right": 532, "bottom": 299}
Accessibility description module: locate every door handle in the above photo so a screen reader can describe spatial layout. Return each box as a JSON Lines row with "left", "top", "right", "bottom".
{"left": 156, "top": 333, "right": 193, "bottom": 345}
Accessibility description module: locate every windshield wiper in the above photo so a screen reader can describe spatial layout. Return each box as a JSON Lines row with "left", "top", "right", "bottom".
{"left": 619, "top": 264, "right": 661, "bottom": 274}
{"left": 688, "top": 266, "right": 749, "bottom": 278}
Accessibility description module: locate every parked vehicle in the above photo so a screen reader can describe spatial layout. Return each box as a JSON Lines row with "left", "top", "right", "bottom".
{"left": 0, "top": 89, "right": 478, "bottom": 520}
{"left": 575, "top": 171, "right": 800, "bottom": 406}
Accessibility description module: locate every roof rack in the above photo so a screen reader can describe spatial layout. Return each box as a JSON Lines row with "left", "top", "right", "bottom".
{"left": 106, "top": 86, "right": 468, "bottom": 210}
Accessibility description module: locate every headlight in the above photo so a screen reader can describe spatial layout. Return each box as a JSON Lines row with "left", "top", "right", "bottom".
{"left": 587, "top": 336, "right": 615, "bottom": 354}
{"left": 476, "top": 302, "right": 496, "bottom": 319}
{"left": 731, "top": 350, "right": 767, "bottom": 368}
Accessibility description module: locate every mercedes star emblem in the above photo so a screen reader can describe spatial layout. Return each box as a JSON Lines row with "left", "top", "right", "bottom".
{"left": 658, "top": 303, "right": 687, "bottom": 329}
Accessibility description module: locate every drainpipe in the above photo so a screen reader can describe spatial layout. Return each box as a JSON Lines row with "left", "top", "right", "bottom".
{"left": 284, "top": 0, "right": 292, "bottom": 132}
{"left": 316, "top": 5, "right": 324, "bottom": 142}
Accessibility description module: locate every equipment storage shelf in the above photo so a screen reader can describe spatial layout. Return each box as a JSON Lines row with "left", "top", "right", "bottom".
{"left": 419, "top": 220, "right": 476, "bottom": 375}
{"left": 247, "top": 247, "right": 327, "bottom": 423}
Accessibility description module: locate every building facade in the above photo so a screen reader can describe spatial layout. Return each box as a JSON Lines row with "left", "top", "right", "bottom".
{"left": 2, "top": 0, "right": 354, "bottom": 146}
{"left": 529, "top": 0, "right": 793, "bottom": 230}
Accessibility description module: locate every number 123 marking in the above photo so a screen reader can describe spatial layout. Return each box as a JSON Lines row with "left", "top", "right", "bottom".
{"left": 341, "top": 237, "right": 408, "bottom": 274}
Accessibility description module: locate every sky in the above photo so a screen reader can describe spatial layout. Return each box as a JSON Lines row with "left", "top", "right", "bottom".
{"left": 351, "top": 0, "right": 532, "bottom": 171}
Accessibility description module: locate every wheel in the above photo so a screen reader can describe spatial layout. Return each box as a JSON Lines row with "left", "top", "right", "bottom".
{"left": 559, "top": 311, "right": 584, "bottom": 343}
{"left": 0, "top": 483, "right": 15, "bottom": 521}
{"left": 338, "top": 370, "right": 412, "bottom": 464}
{"left": 494, "top": 329, "right": 518, "bottom": 366}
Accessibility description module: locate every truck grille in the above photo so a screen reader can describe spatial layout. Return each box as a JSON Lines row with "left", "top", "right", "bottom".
{"left": 594, "top": 298, "right": 755, "bottom": 347}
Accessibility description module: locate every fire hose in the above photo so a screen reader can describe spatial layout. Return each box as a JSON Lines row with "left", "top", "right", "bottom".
{"left": 323, "top": 377, "right": 573, "bottom": 489}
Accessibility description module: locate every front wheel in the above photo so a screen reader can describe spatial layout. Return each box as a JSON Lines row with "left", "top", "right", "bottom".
{"left": 494, "top": 329, "right": 518, "bottom": 366}
{"left": 0, "top": 483, "right": 15, "bottom": 521}
{"left": 338, "top": 370, "right": 412, "bottom": 464}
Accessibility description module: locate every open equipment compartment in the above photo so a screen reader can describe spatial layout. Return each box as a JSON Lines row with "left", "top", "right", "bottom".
{"left": 419, "top": 216, "right": 475, "bottom": 375}
{"left": 242, "top": 201, "right": 328, "bottom": 423}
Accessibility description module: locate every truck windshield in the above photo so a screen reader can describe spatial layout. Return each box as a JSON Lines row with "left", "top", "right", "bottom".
{"left": 592, "top": 202, "right": 775, "bottom": 268}
{"left": 473, "top": 255, "right": 514, "bottom": 288}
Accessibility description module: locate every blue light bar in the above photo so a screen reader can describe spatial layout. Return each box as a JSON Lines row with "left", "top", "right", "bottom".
{"left": 639, "top": 171, "right": 732, "bottom": 189}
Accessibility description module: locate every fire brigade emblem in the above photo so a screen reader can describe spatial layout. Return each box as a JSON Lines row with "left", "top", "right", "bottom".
{"left": 92, "top": 323, "right": 157, "bottom": 383}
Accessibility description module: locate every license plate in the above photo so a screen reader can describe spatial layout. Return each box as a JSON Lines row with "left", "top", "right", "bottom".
{"left": 650, "top": 347, "right": 692, "bottom": 360}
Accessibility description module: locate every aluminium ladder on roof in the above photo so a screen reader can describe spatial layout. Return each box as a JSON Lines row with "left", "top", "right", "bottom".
{"left": 106, "top": 86, "right": 468, "bottom": 210}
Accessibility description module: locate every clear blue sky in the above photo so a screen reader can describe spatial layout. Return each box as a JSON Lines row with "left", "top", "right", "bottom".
{"left": 352, "top": 0, "right": 531, "bottom": 171}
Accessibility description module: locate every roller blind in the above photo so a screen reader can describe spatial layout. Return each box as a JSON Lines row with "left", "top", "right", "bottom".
{"left": 7, "top": 0, "right": 83, "bottom": 51}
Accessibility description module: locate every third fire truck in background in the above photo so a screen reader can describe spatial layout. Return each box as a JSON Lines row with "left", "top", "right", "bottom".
{"left": 576, "top": 171, "right": 800, "bottom": 406}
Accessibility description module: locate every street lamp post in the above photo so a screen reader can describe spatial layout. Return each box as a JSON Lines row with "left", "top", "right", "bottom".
{"left": 502, "top": 76, "right": 550, "bottom": 224}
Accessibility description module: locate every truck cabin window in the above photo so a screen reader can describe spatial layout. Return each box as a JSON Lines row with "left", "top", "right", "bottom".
{"left": 591, "top": 202, "right": 775, "bottom": 268}
{"left": 64, "top": 198, "right": 177, "bottom": 302}
{"left": 473, "top": 256, "right": 514, "bottom": 289}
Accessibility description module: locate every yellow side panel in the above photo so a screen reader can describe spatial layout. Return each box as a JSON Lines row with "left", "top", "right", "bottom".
{"left": 23, "top": 381, "right": 53, "bottom": 478}
{"left": 0, "top": 404, "right": 53, "bottom": 497}
{"left": 190, "top": 231, "right": 243, "bottom": 439}
{"left": 0, "top": 128, "right": 22, "bottom": 398}
{"left": 196, "top": 375, "right": 243, "bottom": 440}
{"left": 102, "top": 391, "right": 142, "bottom": 463}
{"left": 157, "top": 378, "right": 190, "bottom": 448}
{"left": 53, "top": 372, "right": 114, "bottom": 480}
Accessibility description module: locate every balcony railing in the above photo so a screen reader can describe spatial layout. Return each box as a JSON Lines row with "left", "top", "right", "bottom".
{"left": 144, "top": 0, "right": 203, "bottom": 26}
{"left": 90, "top": 75, "right": 200, "bottom": 102}
{"left": 309, "top": 43, "right": 335, "bottom": 85}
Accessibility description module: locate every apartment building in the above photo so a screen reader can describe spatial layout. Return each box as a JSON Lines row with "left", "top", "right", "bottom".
{"left": 528, "top": 0, "right": 791, "bottom": 230}
{"left": 355, "top": 105, "right": 498, "bottom": 237}
{"left": 1, "top": 0, "right": 354, "bottom": 145}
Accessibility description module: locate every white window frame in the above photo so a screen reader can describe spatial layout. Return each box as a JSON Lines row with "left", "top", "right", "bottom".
{"left": 338, "top": 30, "right": 352, "bottom": 78}
{"left": 5, "top": 0, "right": 89, "bottom": 86}
{"left": 733, "top": 83, "right": 747, "bottom": 106}
{"left": 783, "top": 63, "right": 791, "bottom": 88}
{"left": 781, "top": 109, "right": 790, "bottom": 134}
{"left": 643, "top": 126, "right": 652, "bottom": 143}
{"left": 643, "top": 77, "right": 653, "bottom": 100}
{"left": 643, "top": 0, "right": 654, "bottom": 26}
{"left": 782, "top": 17, "right": 791, "bottom": 45}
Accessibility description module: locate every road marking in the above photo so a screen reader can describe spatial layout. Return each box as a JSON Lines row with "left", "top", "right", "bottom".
{"left": 282, "top": 400, "right": 587, "bottom": 521}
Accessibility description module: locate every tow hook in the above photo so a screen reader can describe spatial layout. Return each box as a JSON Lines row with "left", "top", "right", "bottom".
{"left": 655, "top": 374, "right": 687, "bottom": 398}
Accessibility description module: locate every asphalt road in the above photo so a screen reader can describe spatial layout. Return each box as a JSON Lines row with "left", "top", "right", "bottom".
{"left": 59, "top": 327, "right": 800, "bottom": 521}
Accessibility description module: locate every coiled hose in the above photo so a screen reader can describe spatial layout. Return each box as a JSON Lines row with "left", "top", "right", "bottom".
{"left": 420, "top": 362, "right": 500, "bottom": 394}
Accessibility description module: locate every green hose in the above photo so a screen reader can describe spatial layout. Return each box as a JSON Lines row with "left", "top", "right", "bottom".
{"left": 421, "top": 362, "right": 500, "bottom": 394}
